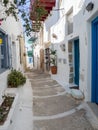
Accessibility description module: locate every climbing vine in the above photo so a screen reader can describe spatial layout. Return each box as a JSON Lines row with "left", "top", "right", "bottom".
{"left": 0, "top": 0, "right": 48, "bottom": 36}
{"left": 0, "top": 0, "right": 33, "bottom": 36}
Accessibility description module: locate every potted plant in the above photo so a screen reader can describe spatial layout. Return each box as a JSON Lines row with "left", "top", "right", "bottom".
{"left": 50, "top": 49, "right": 57, "bottom": 74}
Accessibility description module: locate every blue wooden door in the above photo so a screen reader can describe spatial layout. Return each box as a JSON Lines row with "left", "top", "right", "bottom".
{"left": 92, "top": 17, "right": 98, "bottom": 103}
{"left": 74, "top": 39, "right": 80, "bottom": 86}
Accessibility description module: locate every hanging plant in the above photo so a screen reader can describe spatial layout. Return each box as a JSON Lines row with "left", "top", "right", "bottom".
{"left": 30, "top": 0, "right": 48, "bottom": 32}
{"left": 0, "top": 0, "right": 48, "bottom": 35}
{"left": 35, "top": 5, "right": 48, "bottom": 20}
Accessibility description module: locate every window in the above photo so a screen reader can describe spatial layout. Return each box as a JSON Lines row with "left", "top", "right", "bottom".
{"left": 67, "top": 9, "right": 73, "bottom": 35}
{"left": 0, "top": 31, "right": 10, "bottom": 73}
{"left": 29, "top": 57, "right": 32, "bottom": 63}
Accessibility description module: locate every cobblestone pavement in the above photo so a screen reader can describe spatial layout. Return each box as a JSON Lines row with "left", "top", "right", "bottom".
{"left": 27, "top": 70, "right": 98, "bottom": 130}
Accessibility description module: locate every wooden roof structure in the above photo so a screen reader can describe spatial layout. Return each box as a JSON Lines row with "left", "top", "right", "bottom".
{"left": 30, "top": 0, "right": 56, "bottom": 32}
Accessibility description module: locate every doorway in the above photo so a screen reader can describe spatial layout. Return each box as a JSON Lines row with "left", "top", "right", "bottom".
{"left": 74, "top": 39, "right": 80, "bottom": 86}
{"left": 92, "top": 16, "right": 98, "bottom": 103}
{"left": 68, "top": 39, "right": 80, "bottom": 87}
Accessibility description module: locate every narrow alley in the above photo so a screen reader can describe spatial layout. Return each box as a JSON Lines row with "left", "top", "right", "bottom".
{"left": 27, "top": 70, "right": 97, "bottom": 130}
{"left": 1, "top": 0, "right": 98, "bottom": 130}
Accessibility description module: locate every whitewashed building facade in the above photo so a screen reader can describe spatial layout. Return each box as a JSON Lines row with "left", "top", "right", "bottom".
{"left": 41, "top": 0, "right": 98, "bottom": 103}
{"left": 0, "top": 4, "right": 25, "bottom": 100}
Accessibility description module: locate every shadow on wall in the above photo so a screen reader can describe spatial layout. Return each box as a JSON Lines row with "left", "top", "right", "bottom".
{"left": 45, "top": 0, "right": 60, "bottom": 31}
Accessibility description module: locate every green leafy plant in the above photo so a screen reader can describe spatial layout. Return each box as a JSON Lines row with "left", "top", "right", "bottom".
{"left": 1, "top": 0, "right": 33, "bottom": 36}
{"left": 35, "top": 5, "right": 48, "bottom": 20}
{"left": 5, "top": 3, "right": 18, "bottom": 20}
{"left": 50, "top": 50, "right": 57, "bottom": 66}
{"left": 7, "top": 69, "right": 26, "bottom": 87}
{"left": 29, "top": 0, "right": 48, "bottom": 32}
{"left": 1, "top": 0, "right": 48, "bottom": 35}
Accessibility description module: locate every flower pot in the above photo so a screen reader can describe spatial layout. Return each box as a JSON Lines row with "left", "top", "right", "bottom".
{"left": 51, "top": 66, "right": 57, "bottom": 74}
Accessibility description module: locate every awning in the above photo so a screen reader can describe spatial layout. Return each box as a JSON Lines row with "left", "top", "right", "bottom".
{"left": 30, "top": 0, "right": 56, "bottom": 32}
{"left": 30, "top": 0, "right": 56, "bottom": 21}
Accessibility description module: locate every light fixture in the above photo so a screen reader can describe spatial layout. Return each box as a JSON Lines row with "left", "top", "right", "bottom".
{"left": 52, "top": 33, "right": 57, "bottom": 39}
{"left": 86, "top": 2, "right": 94, "bottom": 12}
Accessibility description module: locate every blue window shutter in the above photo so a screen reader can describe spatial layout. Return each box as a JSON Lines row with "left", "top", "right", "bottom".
{"left": 7, "top": 35, "right": 12, "bottom": 68}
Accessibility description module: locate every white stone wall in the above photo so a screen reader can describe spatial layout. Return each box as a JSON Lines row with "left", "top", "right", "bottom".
{"left": 0, "top": 70, "right": 10, "bottom": 103}
{"left": 0, "top": 14, "right": 24, "bottom": 70}
{"left": 43, "top": 0, "right": 59, "bottom": 43}
{"left": 43, "top": 0, "right": 98, "bottom": 102}
{"left": 33, "top": 43, "right": 41, "bottom": 70}
{"left": 0, "top": 7, "right": 24, "bottom": 100}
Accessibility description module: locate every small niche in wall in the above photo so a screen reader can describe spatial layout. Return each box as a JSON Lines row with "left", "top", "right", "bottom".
{"left": 63, "top": 59, "right": 67, "bottom": 64}
{"left": 58, "top": 58, "right": 62, "bottom": 63}
{"left": 69, "top": 77, "right": 74, "bottom": 83}
{"left": 60, "top": 44, "right": 66, "bottom": 51}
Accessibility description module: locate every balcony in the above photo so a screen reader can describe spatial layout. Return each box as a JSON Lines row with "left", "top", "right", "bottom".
{"left": 30, "top": 0, "right": 56, "bottom": 32}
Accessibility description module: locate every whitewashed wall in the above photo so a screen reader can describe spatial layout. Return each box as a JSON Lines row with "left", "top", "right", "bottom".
{"left": 33, "top": 43, "right": 40, "bottom": 70}
{"left": 43, "top": 0, "right": 59, "bottom": 43}
{"left": 0, "top": 70, "right": 9, "bottom": 103}
{"left": 44, "top": 0, "right": 98, "bottom": 101}
{"left": 1, "top": 16, "right": 23, "bottom": 70}
{"left": 0, "top": 11, "right": 24, "bottom": 100}
{"left": 75, "top": 0, "right": 98, "bottom": 101}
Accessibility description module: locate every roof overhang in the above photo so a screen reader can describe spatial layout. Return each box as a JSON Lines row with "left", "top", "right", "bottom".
{"left": 30, "top": 0, "right": 55, "bottom": 21}
{"left": 30, "top": 0, "right": 56, "bottom": 32}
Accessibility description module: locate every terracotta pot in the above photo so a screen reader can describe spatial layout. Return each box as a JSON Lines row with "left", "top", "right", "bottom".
{"left": 51, "top": 66, "right": 57, "bottom": 74}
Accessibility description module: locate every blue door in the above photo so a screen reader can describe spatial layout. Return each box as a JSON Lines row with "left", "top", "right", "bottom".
{"left": 74, "top": 39, "right": 80, "bottom": 86}
{"left": 92, "top": 17, "right": 98, "bottom": 103}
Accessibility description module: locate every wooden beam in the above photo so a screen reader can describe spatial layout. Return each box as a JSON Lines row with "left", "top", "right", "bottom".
{"left": 30, "top": 0, "right": 55, "bottom": 21}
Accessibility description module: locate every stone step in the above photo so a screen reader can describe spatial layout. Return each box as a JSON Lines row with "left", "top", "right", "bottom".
{"left": 87, "top": 102, "right": 98, "bottom": 120}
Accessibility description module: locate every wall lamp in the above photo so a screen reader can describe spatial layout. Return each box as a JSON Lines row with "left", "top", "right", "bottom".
{"left": 86, "top": 2, "right": 94, "bottom": 12}
{"left": 52, "top": 33, "right": 58, "bottom": 39}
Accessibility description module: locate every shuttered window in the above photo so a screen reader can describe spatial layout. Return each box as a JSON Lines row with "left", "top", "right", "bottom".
{"left": 0, "top": 30, "right": 11, "bottom": 73}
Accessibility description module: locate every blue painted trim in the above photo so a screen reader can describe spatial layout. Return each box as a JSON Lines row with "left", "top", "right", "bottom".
{"left": 74, "top": 39, "right": 79, "bottom": 86}
{"left": 0, "top": 31, "right": 10, "bottom": 69}
{"left": 91, "top": 16, "right": 98, "bottom": 102}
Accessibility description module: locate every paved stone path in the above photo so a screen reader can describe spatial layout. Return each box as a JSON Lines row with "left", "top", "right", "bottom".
{"left": 27, "top": 70, "right": 98, "bottom": 130}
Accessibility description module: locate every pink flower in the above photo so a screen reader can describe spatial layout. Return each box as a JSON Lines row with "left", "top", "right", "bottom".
{"left": 31, "top": 0, "right": 35, "bottom": 4}
{"left": 0, "top": 19, "right": 3, "bottom": 25}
